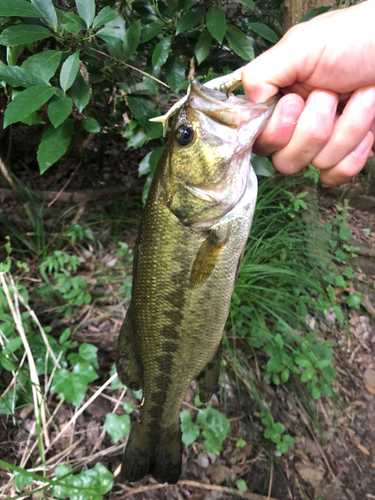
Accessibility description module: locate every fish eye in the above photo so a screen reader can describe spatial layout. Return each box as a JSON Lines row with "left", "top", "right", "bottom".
{"left": 175, "top": 125, "right": 194, "bottom": 146}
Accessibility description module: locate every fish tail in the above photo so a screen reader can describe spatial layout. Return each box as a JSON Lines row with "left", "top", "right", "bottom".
{"left": 121, "top": 420, "right": 182, "bottom": 484}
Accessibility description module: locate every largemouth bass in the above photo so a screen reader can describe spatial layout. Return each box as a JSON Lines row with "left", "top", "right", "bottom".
{"left": 116, "top": 76, "right": 277, "bottom": 484}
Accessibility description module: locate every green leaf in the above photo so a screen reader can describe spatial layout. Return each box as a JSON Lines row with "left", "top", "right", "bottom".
{"left": 0, "top": 0, "right": 42, "bottom": 18}
{"left": 335, "top": 275, "right": 348, "bottom": 287}
{"left": 176, "top": 7, "right": 205, "bottom": 35}
{"left": 68, "top": 72, "right": 90, "bottom": 112}
{"left": 125, "top": 128, "right": 147, "bottom": 149}
{"left": 52, "top": 462, "right": 113, "bottom": 500}
{"left": 249, "top": 22, "right": 278, "bottom": 44}
{"left": 2, "top": 337, "right": 23, "bottom": 355}
{"left": 37, "top": 120, "right": 73, "bottom": 174}
{"left": 55, "top": 464, "right": 72, "bottom": 479}
{"left": 138, "top": 146, "right": 164, "bottom": 176}
{"left": 301, "top": 367, "right": 314, "bottom": 383}
{"left": 109, "top": 365, "right": 125, "bottom": 390}
{"left": 14, "top": 471, "right": 33, "bottom": 492}
{"left": 165, "top": 56, "right": 185, "bottom": 92}
{"left": 93, "top": 6, "right": 117, "bottom": 28}
{"left": 195, "top": 27, "right": 212, "bottom": 65}
{"left": 225, "top": 25, "right": 254, "bottom": 61}
{"left": 180, "top": 409, "right": 200, "bottom": 446}
{"left": 127, "top": 95, "right": 161, "bottom": 134}
{"left": 60, "top": 52, "right": 80, "bottom": 92}
{"left": 295, "top": 357, "right": 311, "bottom": 368}
{"left": 152, "top": 37, "right": 171, "bottom": 70}
{"left": 0, "top": 353, "right": 18, "bottom": 372}
{"left": 128, "top": 76, "right": 158, "bottom": 95}
{"left": 299, "top": 6, "right": 332, "bottom": 23}
{"left": 236, "top": 0, "right": 254, "bottom": 9}
{"left": 104, "top": 413, "right": 130, "bottom": 443}
{"left": 312, "top": 386, "right": 321, "bottom": 399}
{"left": 0, "top": 25, "right": 53, "bottom": 46}
{"left": 6, "top": 45, "right": 24, "bottom": 66}
{"left": 236, "top": 438, "right": 246, "bottom": 447}
{"left": 123, "top": 20, "right": 141, "bottom": 61}
{"left": 48, "top": 95, "right": 72, "bottom": 127}
{"left": 78, "top": 343, "right": 99, "bottom": 368}
{"left": 0, "top": 62, "right": 49, "bottom": 87}
{"left": 273, "top": 422, "right": 284, "bottom": 434}
{"left": 82, "top": 117, "right": 100, "bottom": 133}
{"left": 51, "top": 361, "right": 98, "bottom": 407}
{"left": 197, "top": 406, "right": 230, "bottom": 453}
{"left": 236, "top": 479, "right": 247, "bottom": 492}
{"left": 141, "top": 21, "right": 164, "bottom": 43}
{"left": 75, "top": 0, "right": 95, "bottom": 28}
{"left": 252, "top": 154, "right": 273, "bottom": 176}
{"left": 275, "top": 333, "right": 283, "bottom": 349}
{"left": 347, "top": 292, "right": 363, "bottom": 309}
{"left": 206, "top": 6, "right": 226, "bottom": 44}
{"left": 4, "top": 85, "right": 55, "bottom": 128}
{"left": 122, "top": 402, "right": 133, "bottom": 414}
{"left": 281, "top": 368, "right": 289, "bottom": 383}
{"left": 0, "top": 390, "right": 18, "bottom": 414}
{"left": 22, "top": 50, "right": 62, "bottom": 81}
{"left": 31, "top": 0, "right": 57, "bottom": 27}
{"left": 339, "top": 225, "right": 352, "bottom": 241}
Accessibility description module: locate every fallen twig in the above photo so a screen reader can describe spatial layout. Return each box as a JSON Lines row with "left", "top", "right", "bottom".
{"left": 118, "top": 480, "right": 278, "bottom": 499}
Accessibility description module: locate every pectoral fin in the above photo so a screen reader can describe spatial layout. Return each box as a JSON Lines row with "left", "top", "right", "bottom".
{"left": 116, "top": 304, "right": 143, "bottom": 390}
{"left": 190, "top": 232, "right": 227, "bottom": 288}
{"left": 196, "top": 343, "right": 222, "bottom": 403}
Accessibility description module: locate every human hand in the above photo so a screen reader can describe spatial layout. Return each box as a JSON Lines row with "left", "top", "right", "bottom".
{"left": 242, "top": 0, "right": 375, "bottom": 186}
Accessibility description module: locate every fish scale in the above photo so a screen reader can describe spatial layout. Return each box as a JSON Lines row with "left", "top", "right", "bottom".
{"left": 116, "top": 79, "right": 278, "bottom": 483}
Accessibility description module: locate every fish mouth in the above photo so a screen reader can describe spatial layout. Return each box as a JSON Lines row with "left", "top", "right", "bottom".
{"left": 189, "top": 81, "right": 279, "bottom": 130}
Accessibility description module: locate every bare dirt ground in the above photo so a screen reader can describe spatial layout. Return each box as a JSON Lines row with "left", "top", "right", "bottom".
{"left": 1, "top": 127, "right": 375, "bottom": 500}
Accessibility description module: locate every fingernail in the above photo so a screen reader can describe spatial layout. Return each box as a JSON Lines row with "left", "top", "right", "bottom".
{"left": 353, "top": 131, "right": 373, "bottom": 157}
{"left": 361, "top": 87, "right": 375, "bottom": 108}
{"left": 314, "top": 92, "right": 337, "bottom": 115}
{"left": 281, "top": 97, "right": 302, "bottom": 125}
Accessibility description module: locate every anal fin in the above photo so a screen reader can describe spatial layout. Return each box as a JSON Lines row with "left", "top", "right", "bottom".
{"left": 190, "top": 232, "right": 227, "bottom": 288}
{"left": 196, "top": 343, "right": 222, "bottom": 403}
{"left": 116, "top": 304, "right": 143, "bottom": 390}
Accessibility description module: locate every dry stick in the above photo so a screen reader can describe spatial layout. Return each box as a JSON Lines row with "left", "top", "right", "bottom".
{"left": 0, "top": 273, "right": 48, "bottom": 454}
{"left": 267, "top": 459, "right": 273, "bottom": 500}
{"left": 48, "top": 161, "right": 82, "bottom": 207}
{"left": 35, "top": 372, "right": 118, "bottom": 463}
{"left": 66, "top": 443, "right": 124, "bottom": 469}
{"left": 87, "top": 386, "right": 126, "bottom": 405}
{"left": 87, "top": 47, "right": 169, "bottom": 89}
{"left": 119, "top": 481, "right": 277, "bottom": 500}
{"left": 0, "top": 156, "right": 16, "bottom": 189}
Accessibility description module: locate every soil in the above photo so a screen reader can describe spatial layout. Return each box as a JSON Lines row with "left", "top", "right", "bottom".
{"left": 1, "top": 125, "right": 375, "bottom": 500}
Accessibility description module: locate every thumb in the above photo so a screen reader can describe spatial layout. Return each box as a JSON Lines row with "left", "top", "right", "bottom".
{"left": 242, "top": 29, "right": 307, "bottom": 104}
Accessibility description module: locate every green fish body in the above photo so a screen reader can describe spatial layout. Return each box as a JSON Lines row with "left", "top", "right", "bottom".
{"left": 116, "top": 81, "right": 277, "bottom": 484}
